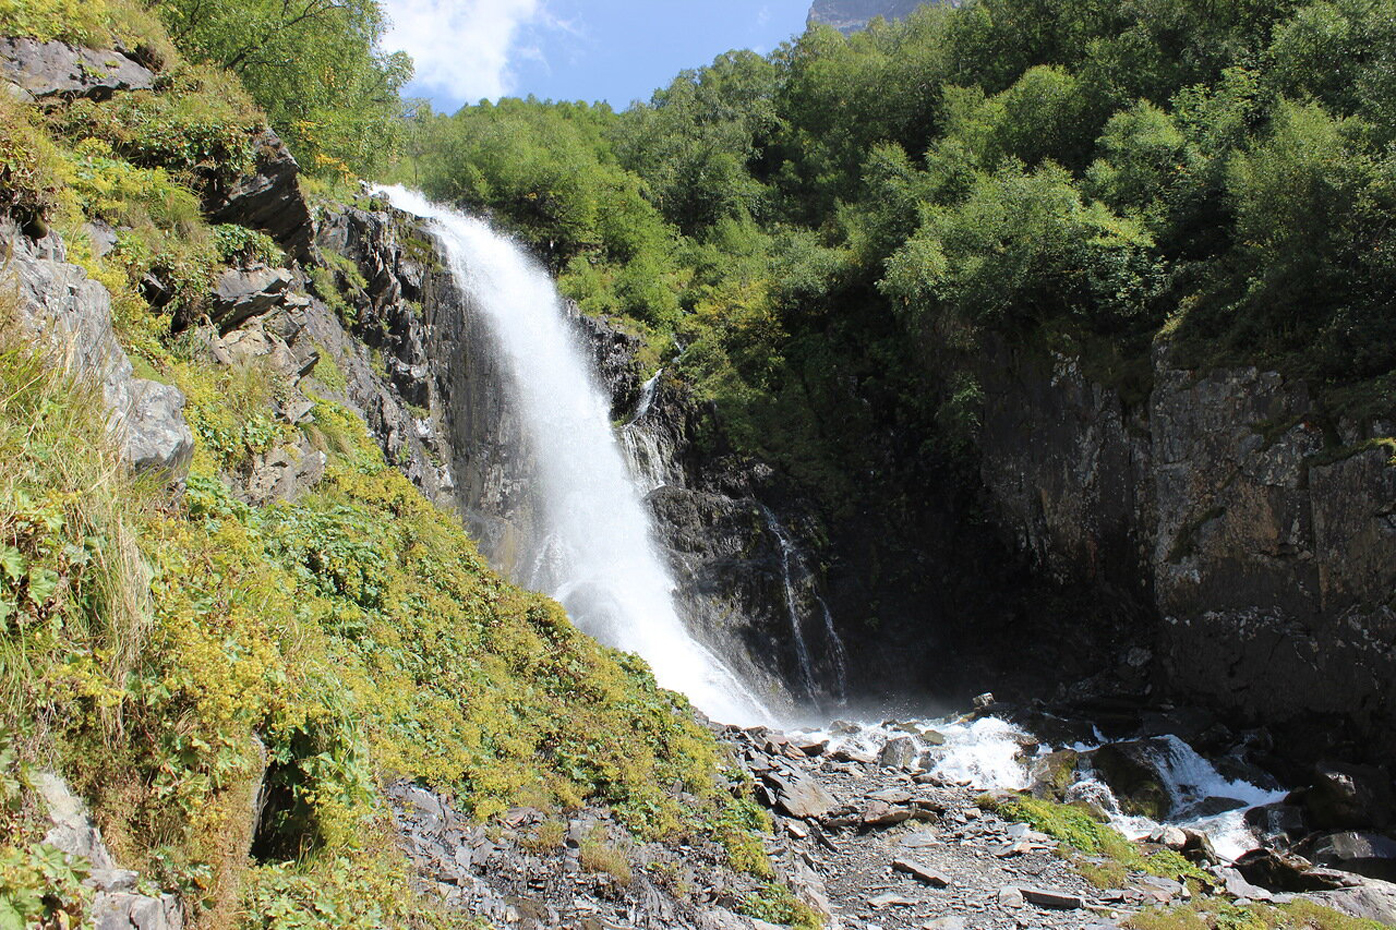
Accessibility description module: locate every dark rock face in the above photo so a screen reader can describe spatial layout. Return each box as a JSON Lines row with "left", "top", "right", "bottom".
{"left": 0, "top": 38, "right": 155, "bottom": 99}
{"left": 808, "top": 0, "right": 943, "bottom": 34}
{"left": 976, "top": 341, "right": 1396, "bottom": 767}
{"left": 208, "top": 129, "right": 316, "bottom": 264}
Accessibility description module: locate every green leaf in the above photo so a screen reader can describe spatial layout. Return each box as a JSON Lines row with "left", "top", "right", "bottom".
{"left": 26, "top": 567, "right": 60, "bottom": 605}
{"left": 0, "top": 546, "right": 25, "bottom": 582}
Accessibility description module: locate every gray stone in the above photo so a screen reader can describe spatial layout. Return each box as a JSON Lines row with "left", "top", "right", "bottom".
{"left": 1308, "top": 876, "right": 1396, "bottom": 926}
{"left": 1219, "top": 867, "right": 1274, "bottom": 903}
{"left": 236, "top": 440, "right": 326, "bottom": 505}
{"left": 5, "top": 224, "right": 193, "bottom": 478}
{"left": 211, "top": 265, "right": 302, "bottom": 332}
{"left": 892, "top": 857, "right": 951, "bottom": 887}
{"left": 922, "top": 918, "right": 967, "bottom": 930}
{"left": 87, "top": 868, "right": 139, "bottom": 892}
{"left": 0, "top": 38, "right": 155, "bottom": 99}
{"left": 33, "top": 771, "right": 116, "bottom": 870}
{"left": 765, "top": 772, "right": 837, "bottom": 820}
{"left": 91, "top": 891, "right": 182, "bottom": 930}
{"left": 1018, "top": 886, "right": 1085, "bottom": 910}
{"left": 862, "top": 801, "right": 912, "bottom": 827}
{"left": 879, "top": 736, "right": 919, "bottom": 769}
{"left": 997, "top": 887, "right": 1025, "bottom": 908}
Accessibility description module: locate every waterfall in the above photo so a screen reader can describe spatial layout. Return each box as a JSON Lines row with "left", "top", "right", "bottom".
{"left": 380, "top": 186, "right": 771, "bottom": 726}
{"left": 760, "top": 505, "right": 849, "bottom": 706}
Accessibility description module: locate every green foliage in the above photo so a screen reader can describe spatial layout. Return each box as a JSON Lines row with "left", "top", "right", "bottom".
{"left": 0, "top": 735, "right": 90, "bottom": 930}
{"left": 397, "top": 0, "right": 1396, "bottom": 510}
{"left": 153, "top": 0, "right": 411, "bottom": 176}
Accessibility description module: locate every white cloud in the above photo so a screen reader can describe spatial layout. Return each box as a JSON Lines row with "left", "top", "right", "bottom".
{"left": 382, "top": 0, "right": 554, "bottom": 104}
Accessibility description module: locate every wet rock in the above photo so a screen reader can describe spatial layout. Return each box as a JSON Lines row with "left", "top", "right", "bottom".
{"left": 208, "top": 129, "right": 315, "bottom": 262}
{"left": 892, "top": 858, "right": 950, "bottom": 887}
{"left": 1234, "top": 848, "right": 1350, "bottom": 893}
{"left": 879, "top": 736, "right": 918, "bottom": 769}
{"left": 973, "top": 693, "right": 996, "bottom": 710}
{"left": 1019, "top": 886, "right": 1085, "bottom": 910}
{"left": 0, "top": 38, "right": 155, "bottom": 99}
{"left": 1308, "top": 831, "right": 1396, "bottom": 881}
{"left": 1298, "top": 762, "right": 1395, "bottom": 831}
{"left": 1245, "top": 801, "right": 1308, "bottom": 849}
{"left": 1029, "top": 749, "right": 1080, "bottom": 801}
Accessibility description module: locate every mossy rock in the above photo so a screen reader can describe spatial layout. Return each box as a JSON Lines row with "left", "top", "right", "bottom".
{"left": 1029, "top": 749, "right": 1080, "bottom": 801}
{"left": 1088, "top": 742, "right": 1173, "bottom": 820}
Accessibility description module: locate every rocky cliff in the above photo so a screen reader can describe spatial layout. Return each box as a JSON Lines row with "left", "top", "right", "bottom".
{"left": 977, "top": 341, "right": 1396, "bottom": 767}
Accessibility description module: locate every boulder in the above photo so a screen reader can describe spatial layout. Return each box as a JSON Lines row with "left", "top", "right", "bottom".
{"left": 1029, "top": 749, "right": 1080, "bottom": 801}
{"left": 879, "top": 735, "right": 918, "bottom": 769}
{"left": 0, "top": 38, "right": 155, "bottom": 99}
{"left": 1309, "top": 831, "right": 1396, "bottom": 882}
{"left": 1234, "top": 848, "right": 1350, "bottom": 893}
{"left": 1308, "top": 875, "right": 1396, "bottom": 926}
{"left": 208, "top": 129, "right": 315, "bottom": 263}
{"left": 1298, "top": 762, "right": 1395, "bottom": 831}
{"left": 1085, "top": 739, "right": 1173, "bottom": 819}
{"left": 763, "top": 772, "right": 836, "bottom": 820}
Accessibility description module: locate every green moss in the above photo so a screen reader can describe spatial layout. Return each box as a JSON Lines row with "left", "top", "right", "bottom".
{"left": 987, "top": 795, "right": 1210, "bottom": 891}
{"left": 1127, "top": 898, "right": 1386, "bottom": 930}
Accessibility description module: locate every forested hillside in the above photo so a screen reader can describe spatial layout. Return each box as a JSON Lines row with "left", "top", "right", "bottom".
{"left": 399, "top": 0, "right": 1396, "bottom": 505}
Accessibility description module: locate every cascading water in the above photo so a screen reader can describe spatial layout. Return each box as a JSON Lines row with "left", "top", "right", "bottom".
{"left": 380, "top": 186, "right": 770, "bottom": 725}
{"left": 760, "top": 505, "right": 849, "bottom": 706}
{"left": 619, "top": 371, "right": 681, "bottom": 495}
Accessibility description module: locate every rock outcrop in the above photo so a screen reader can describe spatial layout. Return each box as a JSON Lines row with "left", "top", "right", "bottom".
{"left": 0, "top": 38, "right": 155, "bottom": 100}
{"left": 207, "top": 129, "right": 316, "bottom": 264}
{"left": 34, "top": 772, "right": 183, "bottom": 930}
{"left": 977, "top": 341, "right": 1396, "bottom": 765}
{"left": 808, "top": 0, "right": 942, "bottom": 34}
{"left": 4, "top": 221, "right": 194, "bottom": 477}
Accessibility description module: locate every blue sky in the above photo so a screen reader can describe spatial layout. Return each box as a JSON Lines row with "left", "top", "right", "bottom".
{"left": 381, "top": 0, "right": 813, "bottom": 113}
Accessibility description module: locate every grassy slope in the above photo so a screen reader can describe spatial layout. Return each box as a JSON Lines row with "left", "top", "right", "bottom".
{"left": 0, "top": 3, "right": 781, "bottom": 928}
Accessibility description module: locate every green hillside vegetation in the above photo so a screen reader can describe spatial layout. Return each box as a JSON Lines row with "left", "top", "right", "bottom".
{"left": 0, "top": 2, "right": 772, "bottom": 928}
{"left": 396, "top": 0, "right": 1396, "bottom": 505}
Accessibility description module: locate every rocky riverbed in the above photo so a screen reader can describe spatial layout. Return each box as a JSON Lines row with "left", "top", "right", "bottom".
{"left": 388, "top": 710, "right": 1396, "bottom": 930}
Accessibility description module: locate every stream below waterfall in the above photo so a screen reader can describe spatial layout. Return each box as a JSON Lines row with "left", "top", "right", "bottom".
{"left": 377, "top": 186, "right": 1289, "bottom": 867}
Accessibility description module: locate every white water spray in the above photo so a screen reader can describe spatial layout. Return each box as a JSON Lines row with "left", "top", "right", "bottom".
{"left": 380, "top": 187, "right": 770, "bottom": 725}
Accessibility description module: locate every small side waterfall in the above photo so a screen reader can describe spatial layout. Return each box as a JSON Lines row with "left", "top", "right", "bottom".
{"left": 619, "top": 371, "right": 681, "bottom": 495}
{"left": 381, "top": 187, "right": 770, "bottom": 725}
{"left": 760, "top": 505, "right": 849, "bottom": 706}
